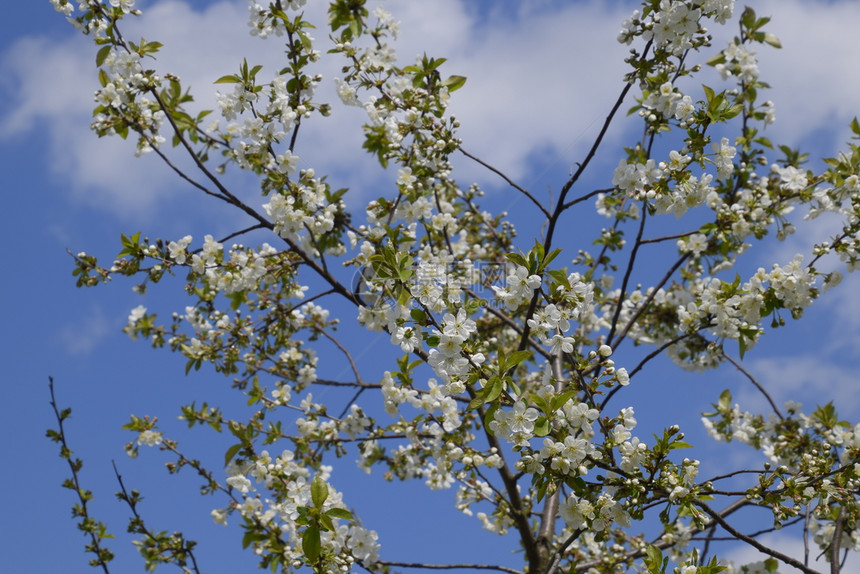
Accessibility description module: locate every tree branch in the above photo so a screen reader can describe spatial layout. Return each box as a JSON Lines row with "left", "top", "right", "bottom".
{"left": 48, "top": 377, "right": 114, "bottom": 574}
{"left": 722, "top": 352, "right": 784, "bottom": 419}
{"left": 694, "top": 500, "right": 820, "bottom": 574}
{"left": 459, "top": 148, "right": 551, "bottom": 218}
{"left": 375, "top": 561, "right": 522, "bottom": 574}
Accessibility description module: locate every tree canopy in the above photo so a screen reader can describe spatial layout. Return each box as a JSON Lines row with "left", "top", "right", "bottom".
{"left": 45, "top": 1, "right": 860, "bottom": 573}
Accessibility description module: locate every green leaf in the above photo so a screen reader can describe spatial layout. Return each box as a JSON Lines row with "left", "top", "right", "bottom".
{"left": 812, "top": 402, "right": 840, "bottom": 428}
{"left": 722, "top": 103, "right": 744, "bottom": 120}
{"left": 442, "top": 74, "right": 467, "bottom": 92}
{"left": 705, "top": 53, "right": 726, "bottom": 67}
{"left": 349, "top": 18, "right": 362, "bottom": 39}
{"left": 483, "top": 402, "right": 500, "bottom": 433}
{"left": 741, "top": 6, "right": 756, "bottom": 29}
{"left": 229, "top": 291, "right": 246, "bottom": 310}
{"left": 643, "top": 545, "right": 667, "bottom": 574}
{"left": 540, "top": 247, "right": 562, "bottom": 271}
{"left": 214, "top": 74, "right": 241, "bottom": 84}
{"left": 325, "top": 508, "right": 354, "bottom": 522}
{"left": 533, "top": 416, "right": 550, "bottom": 437}
{"left": 753, "top": 136, "right": 773, "bottom": 149}
{"left": 550, "top": 389, "right": 577, "bottom": 412}
{"left": 718, "top": 389, "right": 732, "bottom": 411}
{"left": 505, "top": 350, "right": 532, "bottom": 372}
{"left": 302, "top": 524, "right": 321, "bottom": 564}
{"left": 96, "top": 45, "right": 111, "bottom": 67}
{"left": 242, "top": 529, "right": 265, "bottom": 549}
{"left": 505, "top": 252, "right": 527, "bottom": 268}
{"left": 224, "top": 443, "right": 242, "bottom": 467}
{"left": 467, "top": 394, "right": 485, "bottom": 411}
{"left": 487, "top": 376, "right": 504, "bottom": 401}
{"left": 311, "top": 476, "right": 328, "bottom": 508}
{"left": 319, "top": 513, "right": 335, "bottom": 533}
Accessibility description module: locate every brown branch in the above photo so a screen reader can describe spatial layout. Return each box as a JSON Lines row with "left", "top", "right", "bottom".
{"left": 471, "top": 389, "right": 540, "bottom": 569}
{"left": 600, "top": 332, "right": 693, "bottom": 409}
{"left": 313, "top": 378, "right": 381, "bottom": 389}
{"left": 608, "top": 253, "right": 690, "bottom": 350}
{"left": 218, "top": 223, "right": 269, "bottom": 245}
{"left": 722, "top": 352, "right": 784, "bottom": 419}
{"left": 537, "top": 355, "right": 565, "bottom": 572}
{"left": 375, "top": 561, "right": 522, "bottom": 574}
{"left": 459, "top": 148, "right": 551, "bottom": 218}
{"left": 112, "top": 461, "right": 202, "bottom": 574}
{"left": 560, "top": 187, "right": 613, "bottom": 210}
{"left": 639, "top": 230, "right": 699, "bottom": 244}
{"left": 831, "top": 507, "right": 845, "bottom": 574}
{"left": 694, "top": 500, "right": 820, "bottom": 574}
{"left": 48, "top": 377, "right": 114, "bottom": 574}
{"left": 317, "top": 329, "right": 369, "bottom": 419}
{"left": 515, "top": 59, "right": 645, "bottom": 355}
{"left": 462, "top": 287, "right": 552, "bottom": 362}
{"left": 606, "top": 205, "right": 648, "bottom": 345}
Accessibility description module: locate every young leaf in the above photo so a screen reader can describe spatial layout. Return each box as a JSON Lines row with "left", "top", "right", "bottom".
{"left": 224, "top": 443, "right": 242, "bottom": 467}
{"left": 325, "top": 508, "right": 354, "bottom": 522}
{"left": 505, "top": 350, "right": 533, "bottom": 372}
{"left": 96, "top": 45, "right": 111, "bottom": 67}
{"left": 302, "top": 524, "right": 321, "bottom": 564}
{"left": 311, "top": 476, "right": 329, "bottom": 508}
{"left": 442, "top": 75, "right": 467, "bottom": 92}
{"left": 214, "top": 74, "right": 241, "bottom": 84}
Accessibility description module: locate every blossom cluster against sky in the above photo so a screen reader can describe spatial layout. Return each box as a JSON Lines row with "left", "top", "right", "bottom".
{"left": 2, "top": 1, "right": 860, "bottom": 572}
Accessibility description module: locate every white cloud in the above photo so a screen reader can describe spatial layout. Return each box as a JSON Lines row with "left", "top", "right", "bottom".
{"left": 0, "top": 30, "right": 185, "bottom": 216}
{"left": 56, "top": 304, "right": 112, "bottom": 355}
{"left": 398, "top": 1, "right": 634, "bottom": 188}
{"left": 719, "top": 532, "right": 860, "bottom": 574}
{"left": 750, "top": 0, "right": 860, "bottom": 153}
{"left": 3, "top": 0, "right": 860, "bottom": 219}
{"left": 823, "top": 275, "right": 860, "bottom": 359}
{"left": 738, "top": 354, "right": 860, "bottom": 418}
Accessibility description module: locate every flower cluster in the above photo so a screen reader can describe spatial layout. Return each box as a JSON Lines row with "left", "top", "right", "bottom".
{"left": 54, "top": 1, "right": 860, "bottom": 574}
{"left": 492, "top": 265, "right": 541, "bottom": 310}
{"left": 618, "top": 0, "right": 735, "bottom": 55}
{"left": 716, "top": 39, "right": 760, "bottom": 83}
{"left": 219, "top": 453, "right": 381, "bottom": 566}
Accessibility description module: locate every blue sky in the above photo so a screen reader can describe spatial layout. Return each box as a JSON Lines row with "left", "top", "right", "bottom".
{"left": 3, "top": 1, "right": 860, "bottom": 572}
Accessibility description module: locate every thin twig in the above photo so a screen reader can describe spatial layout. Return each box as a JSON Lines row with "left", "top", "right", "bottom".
{"left": 537, "top": 355, "right": 565, "bottom": 571}
{"left": 694, "top": 500, "right": 820, "bottom": 574}
{"left": 639, "top": 230, "right": 699, "bottom": 244}
{"left": 138, "top": 132, "right": 230, "bottom": 202}
{"left": 375, "top": 561, "right": 522, "bottom": 574}
{"left": 317, "top": 329, "right": 368, "bottom": 419}
{"left": 831, "top": 507, "right": 845, "bottom": 574}
{"left": 722, "top": 352, "right": 784, "bottom": 419}
{"left": 609, "top": 253, "right": 690, "bottom": 350}
{"left": 112, "top": 461, "right": 202, "bottom": 574}
{"left": 218, "top": 223, "right": 269, "bottom": 245}
{"left": 48, "top": 377, "right": 114, "bottom": 574}
{"left": 459, "top": 148, "right": 550, "bottom": 218}
{"left": 600, "top": 332, "right": 695, "bottom": 408}
{"left": 606, "top": 205, "right": 648, "bottom": 345}
{"left": 560, "top": 187, "right": 613, "bottom": 210}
